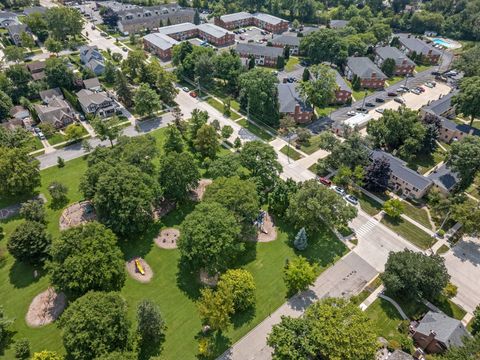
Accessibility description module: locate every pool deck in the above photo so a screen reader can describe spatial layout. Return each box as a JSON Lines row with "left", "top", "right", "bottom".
{"left": 429, "top": 37, "right": 462, "bottom": 50}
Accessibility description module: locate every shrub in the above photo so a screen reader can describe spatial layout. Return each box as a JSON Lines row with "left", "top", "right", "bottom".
{"left": 14, "top": 338, "right": 30, "bottom": 359}
{"left": 442, "top": 282, "right": 458, "bottom": 299}
{"left": 387, "top": 340, "right": 401, "bottom": 351}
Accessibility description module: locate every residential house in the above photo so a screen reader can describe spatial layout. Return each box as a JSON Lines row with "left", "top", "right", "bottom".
{"left": 389, "top": 350, "right": 414, "bottom": 360}
{"left": 421, "top": 91, "right": 480, "bottom": 142}
{"left": 370, "top": 150, "right": 433, "bottom": 199}
{"left": 329, "top": 19, "right": 348, "bottom": 29}
{"left": 0, "top": 118, "right": 24, "bottom": 130}
{"left": 214, "top": 12, "right": 288, "bottom": 33}
{"left": 197, "top": 23, "right": 235, "bottom": 47}
{"left": 9, "top": 106, "right": 30, "bottom": 120}
{"left": 76, "top": 89, "right": 117, "bottom": 118}
{"left": 271, "top": 34, "right": 300, "bottom": 55}
{"left": 0, "top": 11, "right": 19, "bottom": 28}
{"left": 35, "top": 97, "right": 75, "bottom": 128}
{"left": 79, "top": 45, "right": 105, "bottom": 76}
{"left": 235, "top": 43, "right": 283, "bottom": 67}
{"left": 83, "top": 77, "right": 102, "bottom": 92}
{"left": 39, "top": 88, "right": 64, "bottom": 104}
{"left": 412, "top": 311, "right": 470, "bottom": 354}
{"left": 23, "top": 6, "right": 47, "bottom": 16}
{"left": 143, "top": 32, "right": 179, "bottom": 60}
{"left": 334, "top": 70, "right": 352, "bottom": 104}
{"left": 7, "top": 24, "right": 30, "bottom": 46}
{"left": 277, "top": 82, "right": 313, "bottom": 124}
{"left": 26, "top": 61, "right": 46, "bottom": 81}
{"left": 427, "top": 163, "right": 460, "bottom": 195}
{"left": 399, "top": 37, "right": 441, "bottom": 64}
{"left": 157, "top": 22, "right": 198, "bottom": 41}
{"left": 345, "top": 57, "right": 387, "bottom": 89}
{"left": 374, "top": 46, "right": 416, "bottom": 75}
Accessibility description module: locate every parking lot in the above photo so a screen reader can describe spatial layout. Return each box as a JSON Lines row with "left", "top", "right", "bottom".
{"left": 234, "top": 26, "right": 275, "bottom": 45}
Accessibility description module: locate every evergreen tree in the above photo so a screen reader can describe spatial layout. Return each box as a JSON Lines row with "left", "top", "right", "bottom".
{"left": 293, "top": 227, "right": 308, "bottom": 250}
{"left": 302, "top": 67, "right": 310, "bottom": 82}
{"left": 193, "top": 10, "right": 200, "bottom": 25}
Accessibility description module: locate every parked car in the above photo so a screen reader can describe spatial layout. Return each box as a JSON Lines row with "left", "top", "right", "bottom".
{"left": 331, "top": 186, "right": 346, "bottom": 196}
{"left": 375, "top": 108, "right": 385, "bottom": 114}
{"left": 425, "top": 81, "right": 436, "bottom": 88}
{"left": 416, "top": 86, "right": 425, "bottom": 92}
{"left": 122, "top": 47, "right": 128, "bottom": 52}
{"left": 318, "top": 177, "right": 332, "bottom": 186}
{"left": 346, "top": 110, "right": 357, "bottom": 116}
{"left": 182, "top": 87, "right": 189, "bottom": 92}
{"left": 411, "top": 88, "right": 421, "bottom": 95}
{"left": 356, "top": 107, "right": 368, "bottom": 113}
{"left": 345, "top": 194, "right": 358, "bottom": 205}
{"left": 387, "top": 91, "right": 397, "bottom": 96}
{"left": 189, "top": 91, "right": 197, "bottom": 98}
{"left": 375, "top": 97, "right": 385, "bottom": 103}
{"left": 33, "top": 127, "right": 40, "bottom": 134}
{"left": 239, "top": 35, "right": 245, "bottom": 40}
{"left": 300, "top": 60, "right": 309, "bottom": 67}
{"left": 394, "top": 97, "right": 404, "bottom": 104}
{"left": 365, "top": 102, "right": 375, "bottom": 107}
{"left": 37, "top": 131, "right": 46, "bottom": 140}
{"left": 431, "top": 71, "right": 441, "bottom": 76}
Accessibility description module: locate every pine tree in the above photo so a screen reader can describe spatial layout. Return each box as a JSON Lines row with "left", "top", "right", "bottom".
{"left": 293, "top": 227, "right": 308, "bottom": 250}
{"left": 193, "top": 10, "right": 200, "bottom": 25}
{"left": 302, "top": 67, "right": 310, "bottom": 82}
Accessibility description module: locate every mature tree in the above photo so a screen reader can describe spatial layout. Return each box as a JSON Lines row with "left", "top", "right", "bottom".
{"left": 454, "top": 46, "right": 480, "bottom": 77}
{"left": 381, "top": 250, "right": 450, "bottom": 301}
{"left": 115, "top": 70, "right": 133, "bottom": 107}
{"left": 20, "top": 199, "right": 46, "bottom": 223}
{"left": 450, "top": 199, "right": 480, "bottom": 236}
{"left": 163, "top": 124, "right": 184, "bottom": 154}
{"left": 44, "top": 37, "right": 62, "bottom": 54}
{"left": 0, "top": 127, "right": 32, "bottom": 149}
{"left": 268, "top": 178, "right": 298, "bottom": 217}
{"left": 178, "top": 202, "right": 241, "bottom": 274}
{"left": 0, "top": 90, "right": 13, "bottom": 120}
{"left": 154, "top": 64, "right": 177, "bottom": 104}
{"left": 238, "top": 68, "right": 279, "bottom": 126}
{"left": 333, "top": 165, "right": 364, "bottom": 189}
{"left": 203, "top": 176, "right": 259, "bottom": 227}
{"left": 48, "top": 181, "right": 68, "bottom": 206}
{"left": 471, "top": 306, "right": 480, "bottom": 335}
{"left": 217, "top": 269, "right": 256, "bottom": 312}
{"left": 300, "top": 28, "right": 348, "bottom": 65}
{"left": 134, "top": 83, "right": 161, "bottom": 117}
{"left": 452, "top": 76, "right": 480, "bottom": 127}
{"left": 197, "top": 287, "right": 233, "bottom": 331}
{"left": 383, "top": 198, "right": 404, "bottom": 218}
{"left": 172, "top": 41, "right": 193, "bottom": 67}
{"left": 214, "top": 50, "right": 243, "bottom": 91}
{"left": 221, "top": 125, "right": 234, "bottom": 139}
{"left": 326, "top": 132, "right": 369, "bottom": 170}
{"left": 287, "top": 179, "right": 357, "bottom": 232}
{"left": 93, "top": 164, "right": 156, "bottom": 235}
{"left": 371, "top": 23, "right": 392, "bottom": 43}
{"left": 207, "top": 153, "right": 242, "bottom": 179}
{"left": 381, "top": 58, "right": 396, "bottom": 77}
{"left": 367, "top": 108, "right": 426, "bottom": 160}
{"left": 7, "top": 221, "right": 51, "bottom": 265}
{"left": 94, "top": 352, "right": 137, "bottom": 360}
{"left": 59, "top": 292, "right": 129, "bottom": 360}
{"left": 136, "top": 299, "right": 165, "bottom": 345}
{"left": 48, "top": 222, "right": 125, "bottom": 298}
{"left": 64, "top": 124, "right": 85, "bottom": 142}
{"left": 0, "top": 307, "right": 13, "bottom": 350}
{"left": 103, "top": 61, "right": 117, "bottom": 84}
{"left": 158, "top": 151, "right": 200, "bottom": 202}
{"left": 195, "top": 52, "right": 215, "bottom": 87}
{"left": 240, "top": 141, "right": 282, "bottom": 195}
{"left": 5, "top": 65, "right": 31, "bottom": 102}
{"left": 299, "top": 64, "right": 336, "bottom": 108}
{"left": 45, "top": 7, "right": 84, "bottom": 40}
{"left": 440, "top": 335, "right": 480, "bottom": 360}
{"left": 364, "top": 156, "right": 391, "bottom": 192}
{"left": 283, "top": 256, "right": 318, "bottom": 294}
{"left": 31, "top": 351, "right": 63, "bottom": 360}
{"left": 44, "top": 57, "right": 75, "bottom": 89}
{"left": 268, "top": 298, "right": 377, "bottom": 360}
{"left": 447, "top": 136, "right": 480, "bottom": 187}
{"left": 91, "top": 117, "right": 121, "bottom": 147}
{"left": 3, "top": 46, "right": 25, "bottom": 63}
{"left": 194, "top": 124, "right": 219, "bottom": 159}
{"left": 316, "top": 131, "right": 339, "bottom": 151}
{"left": 122, "top": 49, "right": 146, "bottom": 80}
{"left": 116, "top": 135, "right": 159, "bottom": 174}
{"left": 176, "top": 46, "right": 214, "bottom": 80}
{"left": 0, "top": 147, "right": 40, "bottom": 196}
{"left": 189, "top": 108, "right": 209, "bottom": 140}
{"left": 24, "top": 12, "right": 48, "bottom": 42}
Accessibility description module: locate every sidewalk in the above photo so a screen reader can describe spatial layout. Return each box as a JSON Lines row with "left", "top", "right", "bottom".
{"left": 359, "top": 284, "right": 384, "bottom": 311}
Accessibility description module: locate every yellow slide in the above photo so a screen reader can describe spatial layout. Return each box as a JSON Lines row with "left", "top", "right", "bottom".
{"left": 135, "top": 259, "right": 145, "bottom": 275}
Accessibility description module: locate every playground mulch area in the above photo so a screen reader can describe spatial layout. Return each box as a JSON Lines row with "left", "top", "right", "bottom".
{"left": 190, "top": 179, "right": 213, "bottom": 201}
{"left": 59, "top": 200, "right": 96, "bottom": 230}
{"left": 199, "top": 268, "right": 218, "bottom": 287}
{"left": 256, "top": 212, "right": 277, "bottom": 243}
{"left": 154, "top": 228, "right": 180, "bottom": 249}
{"left": 126, "top": 257, "right": 153, "bottom": 283}
{"left": 26, "top": 287, "right": 66, "bottom": 328}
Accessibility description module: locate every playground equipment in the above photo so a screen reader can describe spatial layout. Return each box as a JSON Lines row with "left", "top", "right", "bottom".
{"left": 253, "top": 210, "right": 268, "bottom": 234}
{"left": 135, "top": 259, "right": 145, "bottom": 275}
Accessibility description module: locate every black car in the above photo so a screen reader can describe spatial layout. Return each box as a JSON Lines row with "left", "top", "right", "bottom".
{"left": 365, "top": 102, "right": 375, "bottom": 107}
{"left": 300, "top": 60, "right": 310, "bottom": 67}
{"left": 431, "top": 71, "right": 441, "bottom": 76}
{"left": 356, "top": 107, "right": 367, "bottom": 113}
{"left": 375, "top": 97, "right": 385, "bottom": 103}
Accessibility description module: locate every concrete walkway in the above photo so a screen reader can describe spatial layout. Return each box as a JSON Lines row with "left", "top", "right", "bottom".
{"left": 359, "top": 284, "right": 385, "bottom": 311}
{"left": 378, "top": 294, "right": 408, "bottom": 320}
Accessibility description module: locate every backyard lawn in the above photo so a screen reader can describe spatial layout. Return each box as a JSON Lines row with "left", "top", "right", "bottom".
{"left": 299, "top": 134, "right": 327, "bottom": 155}
{"left": 365, "top": 298, "right": 405, "bottom": 343}
{"left": 46, "top": 133, "right": 67, "bottom": 146}
{"left": 0, "top": 127, "right": 347, "bottom": 359}
{"left": 280, "top": 145, "right": 303, "bottom": 160}
{"left": 381, "top": 215, "right": 435, "bottom": 250}
{"left": 405, "top": 147, "right": 446, "bottom": 175}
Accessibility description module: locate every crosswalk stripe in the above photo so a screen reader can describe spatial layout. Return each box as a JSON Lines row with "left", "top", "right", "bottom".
{"left": 355, "top": 219, "right": 379, "bottom": 238}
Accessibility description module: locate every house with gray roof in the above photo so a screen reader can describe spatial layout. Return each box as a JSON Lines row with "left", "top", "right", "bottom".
{"left": 79, "top": 45, "right": 105, "bottom": 76}
{"left": 399, "top": 37, "right": 441, "bottom": 64}
{"left": 83, "top": 77, "right": 102, "bottom": 92}
{"left": 7, "top": 24, "right": 30, "bottom": 46}
{"left": 0, "top": 11, "right": 19, "bottom": 28}
{"left": 77, "top": 89, "right": 117, "bottom": 118}
{"left": 412, "top": 311, "right": 470, "bottom": 354}
{"left": 370, "top": 150, "right": 433, "bottom": 199}
{"left": 215, "top": 12, "right": 288, "bottom": 33}
{"left": 334, "top": 70, "right": 352, "bottom": 103}
{"left": 374, "top": 46, "right": 416, "bottom": 75}
{"left": 39, "top": 88, "right": 63, "bottom": 104}
{"left": 345, "top": 56, "right": 387, "bottom": 89}
{"left": 271, "top": 34, "right": 300, "bottom": 54}
{"left": 277, "top": 83, "right": 313, "bottom": 124}
{"left": 35, "top": 97, "right": 75, "bottom": 128}
{"left": 236, "top": 43, "right": 283, "bottom": 67}
{"left": 427, "top": 164, "right": 460, "bottom": 195}
{"left": 197, "top": 23, "right": 235, "bottom": 46}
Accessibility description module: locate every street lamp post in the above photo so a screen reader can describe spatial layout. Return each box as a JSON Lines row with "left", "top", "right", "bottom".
{"left": 361, "top": 89, "right": 368, "bottom": 110}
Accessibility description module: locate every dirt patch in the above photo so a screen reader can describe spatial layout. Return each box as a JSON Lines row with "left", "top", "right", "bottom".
{"left": 190, "top": 179, "right": 213, "bottom": 201}
{"left": 256, "top": 212, "right": 277, "bottom": 242}
{"left": 199, "top": 268, "right": 218, "bottom": 287}
{"left": 153, "top": 199, "right": 176, "bottom": 220}
{"left": 26, "top": 288, "right": 66, "bottom": 327}
{"left": 59, "top": 200, "right": 96, "bottom": 230}
{"left": 154, "top": 228, "right": 180, "bottom": 249}
{"left": 126, "top": 257, "right": 153, "bottom": 283}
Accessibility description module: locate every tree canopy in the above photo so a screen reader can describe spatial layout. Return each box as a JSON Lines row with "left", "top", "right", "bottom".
{"left": 447, "top": 136, "right": 480, "bottom": 187}
{"left": 299, "top": 64, "right": 336, "bottom": 108}
{"left": 300, "top": 28, "right": 347, "bottom": 66}
{"left": 0, "top": 147, "right": 40, "bottom": 196}
{"left": 7, "top": 221, "right": 51, "bottom": 265}
{"left": 452, "top": 76, "right": 480, "bottom": 126}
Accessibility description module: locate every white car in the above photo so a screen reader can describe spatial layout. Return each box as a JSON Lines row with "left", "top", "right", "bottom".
{"left": 375, "top": 108, "right": 385, "bottom": 114}
{"left": 346, "top": 111, "right": 356, "bottom": 117}
{"left": 182, "top": 87, "right": 189, "bottom": 92}
{"left": 345, "top": 194, "right": 359, "bottom": 205}
{"left": 331, "top": 185, "right": 346, "bottom": 196}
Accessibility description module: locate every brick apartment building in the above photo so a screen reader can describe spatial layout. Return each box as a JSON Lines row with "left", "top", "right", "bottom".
{"left": 278, "top": 82, "right": 313, "bottom": 123}
{"left": 345, "top": 56, "right": 387, "bottom": 89}
{"left": 235, "top": 43, "right": 283, "bottom": 67}
{"left": 271, "top": 34, "right": 300, "bottom": 55}
{"left": 334, "top": 70, "right": 352, "bottom": 103}
{"left": 143, "top": 32, "right": 179, "bottom": 60}
{"left": 399, "top": 37, "right": 441, "bottom": 64}
{"left": 157, "top": 22, "right": 198, "bottom": 41}
{"left": 215, "top": 12, "right": 288, "bottom": 34}
{"left": 197, "top": 23, "right": 235, "bottom": 46}
{"left": 374, "top": 46, "right": 416, "bottom": 75}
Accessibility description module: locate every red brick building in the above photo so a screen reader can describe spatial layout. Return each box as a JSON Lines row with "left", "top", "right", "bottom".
{"left": 215, "top": 12, "right": 288, "bottom": 34}
{"left": 278, "top": 82, "right": 313, "bottom": 124}
{"left": 197, "top": 23, "right": 235, "bottom": 46}
{"left": 333, "top": 70, "right": 352, "bottom": 103}
{"left": 143, "top": 32, "right": 179, "bottom": 60}
{"left": 374, "top": 46, "right": 416, "bottom": 75}
{"left": 236, "top": 43, "right": 283, "bottom": 67}
{"left": 345, "top": 56, "right": 387, "bottom": 89}
{"left": 157, "top": 22, "right": 198, "bottom": 41}
{"left": 399, "top": 37, "right": 441, "bottom": 64}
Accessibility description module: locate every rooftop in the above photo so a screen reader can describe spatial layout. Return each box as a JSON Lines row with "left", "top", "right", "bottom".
{"left": 277, "top": 83, "right": 312, "bottom": 113}
{"left": 83, "top": 77, "right": 101, "bottom": 90}
{"left": 77, "top": 89, "right": 113, "bottom": 107}
{"left": 253, "top": 12, "right": 286, "bottom": 25}
{"left": 197, "top": 23, "right": 233, "bottom": 38}
{"left": 375, "top": 46, "right": 415, "bottom": 66}
{"left": 144, "top": 32, "right": 179, "bottom": 50}
{"left": 271, "top": 34, "right": 300, "bottom": 47}
{"left": 423, "top": 91, "right": 458, "bottom": 116}
{"left": 415, "top": 311, "right": 470, "bottom": 348}
{"left": 347, "top": 56, "right": 387, "bottom": 79}
{"left": 399, "top": 37, "right": 441, "bottom": 56}
{"left": 236, "top": 43, "right": 283, "bottom": 58}
{"left": 158, "top": 22, "right": 197, "bottom": 35}
{"left": 334, "top": 69, "right": 351, "bottom": 92}
{"left": 427, "top": 163, "right": 459, "bottom": 192}
{"left": 219, "top": 12, "right": 252, "bottom": 23}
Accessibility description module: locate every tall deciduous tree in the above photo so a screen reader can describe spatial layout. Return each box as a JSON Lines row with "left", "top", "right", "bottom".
{"left": 283, "top": 256, "right": 318, "bottom": 294}
{"left": 299, "top": 64, "right": 336, "bottom": 108}
{"left": 134, "top": 83, "right": 161, "bottom": 116}
{"left": 300, "top": 28, "right": 348, "bottom": 65}
{"left": 0, "top": 90, "right": 13, "bottom": 120}
{"left": 115, "top": 70, "right": 133, "bottom": 107}
{"left": 136, "top": 299, "right": 166, "bottom": 345}
{"left": 45, "top": 57, "right": 75, "bottom": 90}
{"left": 452, "top": 76, "right": 480, "bottom": 127}
{"left": 163, "top": 124, "right": 184, "bottom": 154}
{"left": 197, "top": 287, "right": 234, "bottom": 331}
{"left": 454, "top": 46, "right": 480, "bottom": 77}
{"left": 207, "top": 153, "right": 242, "bottom": 179}
{"left": 447, "top": 136, "right": 480, "bottom": 187}
{"left": 217, "top": 269, "right": 256, "bottom": 312}
{"left": 194, "top": 124, "right": 219, "bottom": 159}
{"left": 450, "top": 199, "right": 480, "bottom": 236}
{"left": 383, "top": 198, "right": 404, "bottom": 218}
{"left": 47, "top": 222, "right": 125, "bottom": 298}
{"left": 7, "top": 221, "right": 51, "bottom": 265}
{"left": 268, "top": 178, "right": 298, "bottom": 217}
{"left": 364, "top": 156, "right": 391, "bottom": 192}
{"left": 0, "top": 147, "right": 40, "bottom": 196}
{"left": 91, "top": 117, "right": 121, "bottom": 147}
{"left": 45, "top": 7, "right": 84, "bottom": 40}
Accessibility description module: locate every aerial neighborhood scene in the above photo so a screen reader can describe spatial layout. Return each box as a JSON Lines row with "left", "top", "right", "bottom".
{"left": 1, "top": 0, "right": 480, "bottom": 358}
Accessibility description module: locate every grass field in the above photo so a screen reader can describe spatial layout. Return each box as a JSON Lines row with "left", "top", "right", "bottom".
{"left": 237, "top": 119, "right": 273, "bottom": 141}
{"left": 405, "top": 147, "right": 446, "bottom": 175}
{"left": 365, "top": 298, "right": 405, "bottom": 343}
{"left": 300, "top": 134, "right": 328, "bottom": 155}
{"left": 381, "top": 215, "right": 435, "bottom": 250}
{"left": 206, "top": 97, "right": 241, "bottom": 120}
{"left": 284, "top": 57, "right": 300, "bottom": 72}
{"left": 0, "top": 127, "right": 346, "bottom": 359}
{"left": 401, "top": 201, "right": 432, "bottom": 230}
{"left": 279, "top": 145, "right": 303, "bottom": 160}
{"left": 46, "top": 133, "right": 67, "bottom": 146}
{"left": 357, "top": 192, "right": 383, "bottom": 216}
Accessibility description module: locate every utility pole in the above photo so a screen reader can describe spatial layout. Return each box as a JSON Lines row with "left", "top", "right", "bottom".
{"left": 195, "top": 76, "right": 200, "bottom": 97}
{"left": 361, "top": 88, "right": 368, "bottom": 111}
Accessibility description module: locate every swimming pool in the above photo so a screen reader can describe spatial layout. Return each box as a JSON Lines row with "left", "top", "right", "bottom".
{"left": 432, "top": 38, "right": 454, "bottom": 48}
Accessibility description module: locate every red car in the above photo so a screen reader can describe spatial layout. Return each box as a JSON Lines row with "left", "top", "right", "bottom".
{"left": 189, "top": 91, "right": 197, "bottom": 98}
{"left": 318, "top": 177, "right": 332, "bottom": 186}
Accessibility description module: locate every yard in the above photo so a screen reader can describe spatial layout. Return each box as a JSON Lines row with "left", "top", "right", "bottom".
{"left": 284, "top": 56, "right": 300, "bottom": 72}
{"left": 400, "top": 201, "right": 432, "bottom": 230}
{"left": 365, "top": 298, "right": 405, "bottom": 343}
{"left": 381, "top": 215, "right": 435, "bottom": 250}
{"left": 386, "top": 76, "right": 405, "bottom": 87}
{"left": 315, "top": 105, "right": 341, "bottom": 118}
{"left": 415, "top": 64, "right": 432, "bottom": 73}
{"left": 405, "top": 147, "right": 446, "bottom": 175}
{"left": 0, "top": 127, "right": 347, "bottom": 359}
{"left": 279, "top": 145, "right": 303, "bottom": 160}
{"left": 206, "top": 97, "right": 242, "bottom": 120}
{"left": 46, "top": 132, "right": 67, "bottom": 146}
{"left": 357, "top": 192, "right": 383, "bottom": 216}
{"left": 237, "top": 118, "right": 273, "bottom": 141}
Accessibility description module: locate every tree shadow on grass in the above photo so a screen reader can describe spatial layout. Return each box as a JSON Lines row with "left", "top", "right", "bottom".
{"left": 234, "top": 240, "right": 257, "bottom": 268}
{"left": 176, "top": 260, "right": 203, "bottom": 300}
{"left": 196, "top": 330, "right": 232, "bottom": 360}
{"left": 119, "top": 222, "right": 161, "bottom": 260}
{"left": 0, "top": 328, "right": 16, "bottom": 357}
{"left": 231, "top": 306, "right": 256, "bottom": 330}
{"left": 9, "top": 260, "right": 45, "bottom": 289}
{"left": 138, "top": 335, "right": 166, "bottom": 360}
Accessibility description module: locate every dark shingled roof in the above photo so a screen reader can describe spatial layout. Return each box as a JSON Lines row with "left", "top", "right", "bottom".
{"left": 277, "top": 83, "right": 312, "bottom": 113}
{"left": 415, "top": 311, "right": 470, "bottom": 348}
{"left": 375, "top": 46, "right": 415, "bottom": 67}
{"left": 389, "top": 350, "right": 414, "bottom": 360}
{"left": 399, "top": 37, "right": 441, "bottom": 56}
{"left": 236, "top": 43, "right": 283, "bottom": 58}
{"left": 347, "top": 57, "right": 387, "bottom": 80}
{"left": 427, "top": 164, "right": 459, "bottom": 192}
{"left": 330, "top": 19, "right": 348, "bottom": 28}
{"left": 334, "top": 70, "right": 351, "bottom": 92}
{"left": 423, "top": 91, "right": 458, "bottom": 116}
{"left": 271, "top": 34, "right": 300, "bottom": 47}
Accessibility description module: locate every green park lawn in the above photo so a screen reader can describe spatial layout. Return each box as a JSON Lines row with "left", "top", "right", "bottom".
{"left": 279, "top": 145, "right": 303, "bottom": 160}
{"left": 365, "top": 298, "right": 405, "bottom": 343}
{"left": 0, "top": 127, "right": 347, "bottom": 359}
{"left": 381, "top": 215, "right": 435, "bottom": 250}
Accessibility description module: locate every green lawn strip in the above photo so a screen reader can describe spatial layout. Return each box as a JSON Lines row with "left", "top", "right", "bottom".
{"left": 466, "top": 174, "right": 480, "bottom": 199}
{"left": 315, "top": 105, "right": 341, "bottom": 118}
{"left": 30, "top": 136, "right": 44, "bottom": 151}
{"left": 47, "top": 133, "right": 67, "bottom": 146}
{"left": 279, "top": 145, "right": 303, "bottom": 160}
{"left": 352, "top": 276, "right": 382, "bottom": 305}
{"left": 400, "top": 201, "right": 432, "bottom": 229}
{"left": 430, "top": 295, "right": 466, "bottom": 320}
{"left": 415, "top": 64, "right": 432, "bottom": 73}
{"left": 386, "top": 293, "right": 428, "bottom": 321}
{"left": 344, "top": 81, "right": 375, "bottom": 101}
{"left": 381, "top": 215, "right": 435, "bottom": 250}
{"left": 237, "top": 118, "right": 273, "bottom": 141}
{"left": 365, "top": 298, "right": 405, "bottom": 343}
{"left": 436, "top": 244, "right": 450, "bottom": 255}
{"left": 300, "top": 134, "right": 328, "bottom": 155}
{"left": 386, "top": 76, "right": 405, "bottom": 87}
{"left": 206, "top": 97, "right": 242, "bottom": 120}
{"left": 284, "top": 56, "right": 299, "bottom": 72}
{"left": 357, "top": 192, "right": 383, "bottom": 216}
